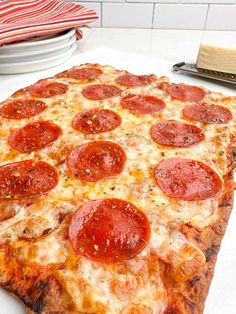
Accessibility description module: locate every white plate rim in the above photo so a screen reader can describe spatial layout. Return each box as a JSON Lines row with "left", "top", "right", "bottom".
{"left": 0, "top": 36, "right": 77, "bottom": 60}
{"left": 0, "top": 43, "right": 77, "bottom": 69}
{"left": 0, "top": 29, "right": 76, "bottom": 50}
{"left": 0, "top": 43, "right": 77, "bottom": 74}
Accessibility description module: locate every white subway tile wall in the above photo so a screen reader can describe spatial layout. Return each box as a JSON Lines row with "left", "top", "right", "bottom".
{"left": 153, "top": 4, "right": 208, "bottom": 29}
{"left": 1, "top": 0, "right": 234, "bottom": 30}
{"left": 102, "top": 3, "right": 153, "bottom": 27}
{"left": 75, "top": 0, "right": 236, "bottom": 30}
{"left": 206, "top": 5, "right": 236, "bottom": 29}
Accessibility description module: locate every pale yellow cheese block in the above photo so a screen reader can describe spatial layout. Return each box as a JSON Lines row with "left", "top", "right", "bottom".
{"left": 197, "top": 43, "right": 236, "bottom": 74}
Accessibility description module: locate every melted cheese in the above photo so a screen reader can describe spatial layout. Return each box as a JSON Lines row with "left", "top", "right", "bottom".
{"left": 0, "top": 64, "right": 235, "bottom": 313}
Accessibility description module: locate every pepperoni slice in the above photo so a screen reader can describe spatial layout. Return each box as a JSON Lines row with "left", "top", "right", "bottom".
{"left": 166, "top": 83, "right": 205, "bottom": 102}
{"left": 67, "top": 141, "right": 126, "bottom": 182}
{"left": 59, "top": 67, "right": 103, "bottom": 80}
{"left": 0, "top": 99, "right": 47, "bottom": 119}
{"left": 69, "top": 198, "right": 150, "bottom": 263}
{"left": 183, "top": 103, "right": 233, "bottom": 124}
{"left": 0, "top": 160, "right": 58, "bottom": 200}
{"left": 150, "top": 120, "right": 205, "bottom": 147}
{"left": 72, "top": 109, "right": 121, "bottom": 134}
{"left": 82, "top": 84, "right": 121, "bottom": 100}
{"left": 115, "top": 73, "right": 154, "bottom": 87}
{"left": 28, "top": 80, "right": 68, "bottom": 98}
{"left": 154, "top": 157, "right": 222, "bottom": 201}
{"left": 8, "top": 121, "right": 62, "bottom": 153}
{"left": 121, "top": 94, "right": 165, "bottom": 114}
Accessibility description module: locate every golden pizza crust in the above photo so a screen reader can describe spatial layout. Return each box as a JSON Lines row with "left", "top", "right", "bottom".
{"left": 161, "top": 142, "right": 236, "bottom": 314}
{"left": 4, "top": 272, "right": 77, "bottom": 314}
{"left": 162, "top": 174, "right": 234, "bottom": 314}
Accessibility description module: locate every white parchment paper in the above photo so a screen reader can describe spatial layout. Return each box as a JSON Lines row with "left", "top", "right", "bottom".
{"left": 0, "top": 46, "right": 235, "bottom": 314}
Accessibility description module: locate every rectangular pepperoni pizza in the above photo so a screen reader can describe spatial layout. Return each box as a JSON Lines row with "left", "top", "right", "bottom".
{"left": 0, "top": 63, "right": 235, "bottom": 314}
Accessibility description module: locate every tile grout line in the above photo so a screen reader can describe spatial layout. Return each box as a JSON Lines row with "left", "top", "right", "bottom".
{"left": 151, "top": 3, "right": 155, "bottom": 28}
{"left": 101, "top": 2, "right": 103, "bottom": 27}
{"left": 203, "top": 3, "right": 210, "bottom": 30}
{"left": 78, "top": 1, "right": 236, "bottom": 4}
{"left": 77, "top": 0, "right": 236, "bottom": 3}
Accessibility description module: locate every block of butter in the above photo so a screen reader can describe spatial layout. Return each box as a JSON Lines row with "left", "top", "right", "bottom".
{"left": 197, "top": 43, "right": 236, "bottom": 74}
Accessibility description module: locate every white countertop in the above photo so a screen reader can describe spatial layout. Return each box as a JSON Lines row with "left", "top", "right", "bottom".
{"left": 1, "top": 28, "right": 234, "bottom": 94}
{"left": 78, "top": 28, "right": 236, "bottom": 63}
{"left": 1, "top": 27, "right": 236, "bottom": 85}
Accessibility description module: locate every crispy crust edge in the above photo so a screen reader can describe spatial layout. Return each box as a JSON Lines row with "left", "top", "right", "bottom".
{"left": 23, "top": 168, "right": 236, "bottom": 314}
{"left": 2, "top": 274, "right": 78, "bottom": 314}
{"left": 162, "top": 173, "right": 234, "bottom": 314}
{"left": 188, "top": 172, "right": 234, "bottom": 314}
{"left": 162, "top": 138, "right": 236, "bottom": 314}
{"left": 192, "top": 138, "right": 236, "bottom": 314}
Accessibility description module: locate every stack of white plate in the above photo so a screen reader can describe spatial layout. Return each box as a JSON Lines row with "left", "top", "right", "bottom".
{"left": 0, "top": 29, "right": 77, "bottom": 74}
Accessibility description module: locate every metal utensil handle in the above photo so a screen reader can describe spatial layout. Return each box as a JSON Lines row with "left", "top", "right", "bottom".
{"left": 173, "top": 62, "right": 236, "bottom": 85}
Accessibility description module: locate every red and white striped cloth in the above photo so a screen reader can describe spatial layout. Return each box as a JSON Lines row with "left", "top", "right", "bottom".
{"left": 0, "top": 0, "right": 98, "bottom": 46}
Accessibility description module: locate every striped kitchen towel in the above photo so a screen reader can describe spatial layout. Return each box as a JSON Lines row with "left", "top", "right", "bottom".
{"left": 0, "top": 0, "right": 98, "bottom": 46}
